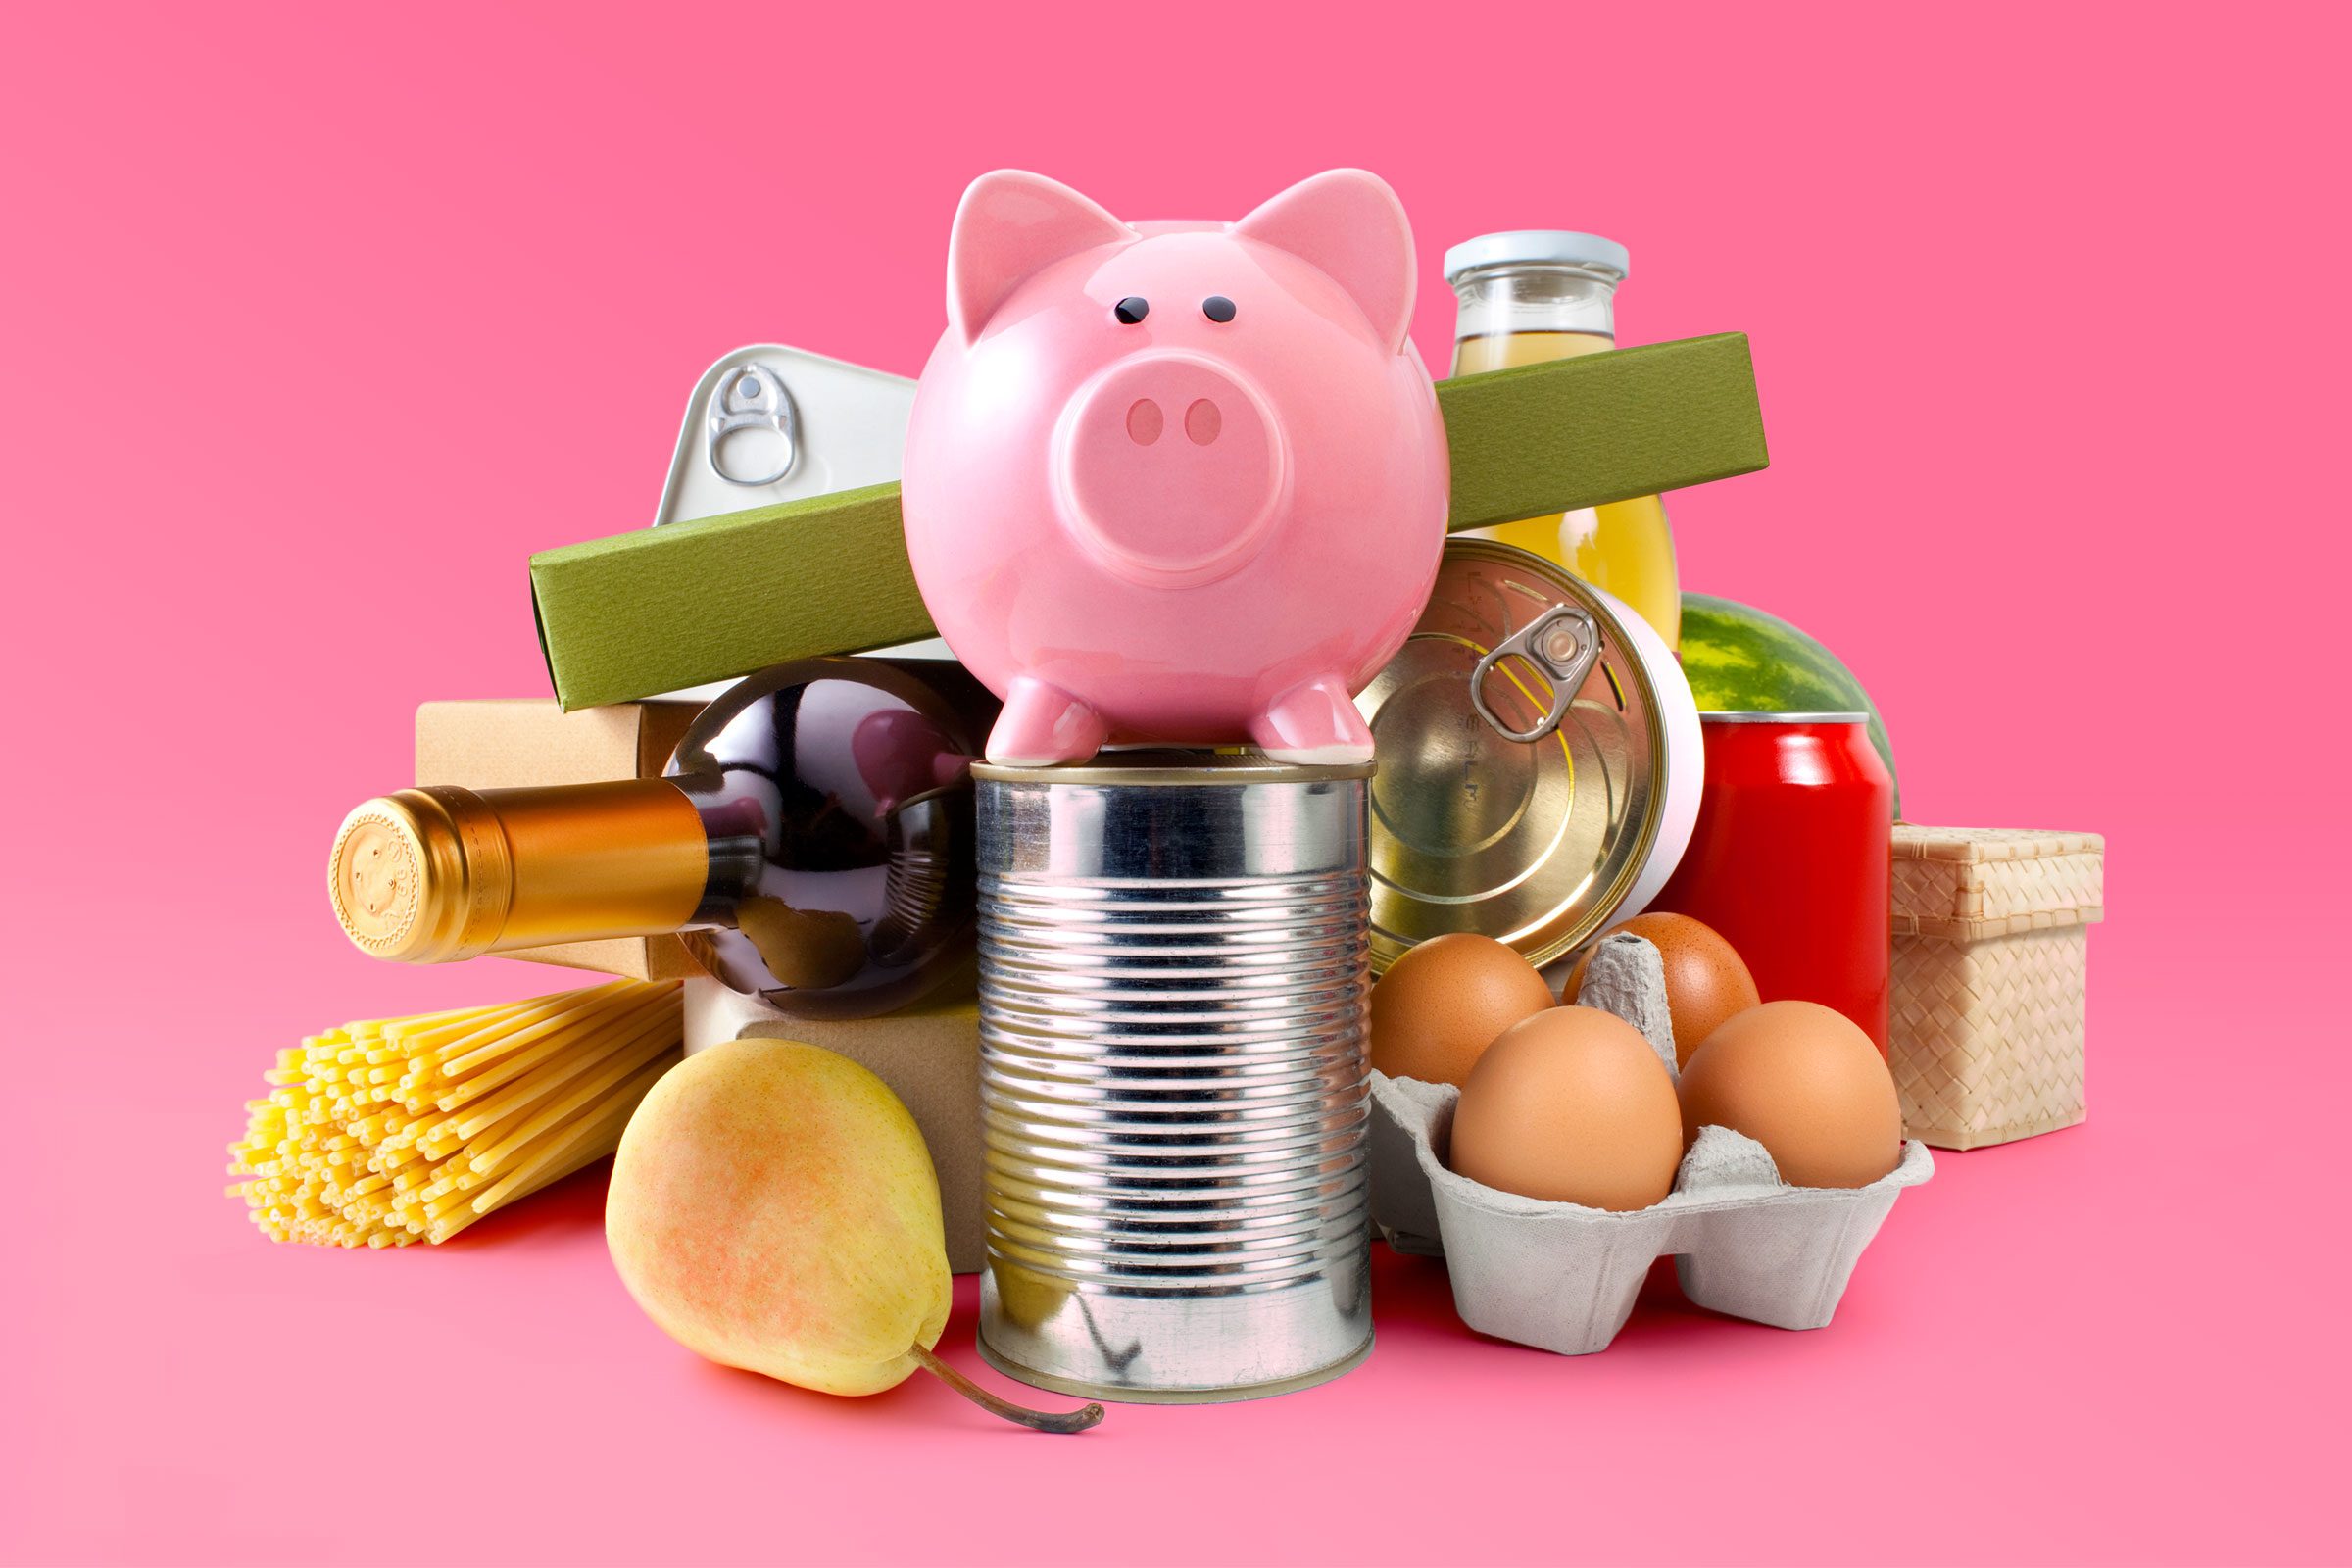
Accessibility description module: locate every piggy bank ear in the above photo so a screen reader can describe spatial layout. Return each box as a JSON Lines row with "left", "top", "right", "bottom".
{"left": 1232, "top": 170, "right": 1416, "bottom": 355}
{"left": 948, "top": 171, "right": 1134, "bottom": 343}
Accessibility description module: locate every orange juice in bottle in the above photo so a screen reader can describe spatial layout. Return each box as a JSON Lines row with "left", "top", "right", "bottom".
{"left": 1445, "top": 231, "right": 1681, "bottom": 648}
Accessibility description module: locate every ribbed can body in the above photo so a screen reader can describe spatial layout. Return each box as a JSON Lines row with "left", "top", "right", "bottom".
{"left": 973, "top": 756, "right": 1374, "bottom": 1402}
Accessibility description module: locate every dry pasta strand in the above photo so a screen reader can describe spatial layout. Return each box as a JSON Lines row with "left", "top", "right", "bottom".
{"left": 223, "top": 980, "right": 682, "bottom": 1249}
{"left": 434, "top": 988, "right": 679, "bottom": 1123}
{"left": 463, "top": 1020, "right": 681, "bottom": 1172}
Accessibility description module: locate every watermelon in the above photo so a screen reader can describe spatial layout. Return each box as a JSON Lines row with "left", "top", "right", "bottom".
{"left": 1678, "top": 592, "right": 1900, "bottom": 816}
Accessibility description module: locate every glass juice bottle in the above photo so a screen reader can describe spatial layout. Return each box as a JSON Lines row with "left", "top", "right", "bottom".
{"left": 1446, "top": 231, "right": 1682, "bottom": 649}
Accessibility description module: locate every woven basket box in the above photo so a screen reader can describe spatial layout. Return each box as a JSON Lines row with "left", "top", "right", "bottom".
{"left": 1889, "top": 827, "right": 2104, "bottom": 1150}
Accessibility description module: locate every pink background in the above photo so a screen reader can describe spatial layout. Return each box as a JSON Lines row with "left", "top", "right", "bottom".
{"left": 3, "top": 4, "right": 2341, "bottom": 1564}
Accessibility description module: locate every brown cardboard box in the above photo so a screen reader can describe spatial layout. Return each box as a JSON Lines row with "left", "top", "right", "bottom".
{"left": 414, "top": 698, "right": 706, "bottom": 979}
{"left": 685, "top": 978, "right": 985, "bottom": 1274}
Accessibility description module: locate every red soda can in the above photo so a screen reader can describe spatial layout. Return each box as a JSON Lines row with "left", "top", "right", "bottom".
{"left": 1651, "top": 713, "right": 1894, "bottom": 1054}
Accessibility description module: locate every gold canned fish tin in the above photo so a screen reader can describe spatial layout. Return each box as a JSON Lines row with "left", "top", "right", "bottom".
{"left": 1352, "top": 538, "right": 1703, "bottom": 975}
{"left": 971, "top": 750, "right": 1376, "bottom": 1403}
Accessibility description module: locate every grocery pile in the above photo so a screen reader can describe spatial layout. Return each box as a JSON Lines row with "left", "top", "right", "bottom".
{"left": 229, "top": 165, "right": 2103, "bottom": 1423}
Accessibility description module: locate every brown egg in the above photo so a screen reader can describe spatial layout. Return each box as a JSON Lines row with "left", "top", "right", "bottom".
{"left": 1449, "top": 1006, "right": 1684, "bottom": 1211}
{"left": 1677, "top": 1001, "right": 1902, "bottom": 1188}
{"left": 1562, "top": 911, "right": 1760, "bottom": 1066}
{"left": 1370, "top": 933, "right": 1556, "bottom": 1088}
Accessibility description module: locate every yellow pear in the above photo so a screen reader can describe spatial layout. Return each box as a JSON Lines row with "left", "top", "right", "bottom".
{"left": 606, "top": 1038, "right": 1098, "bottom": 1432}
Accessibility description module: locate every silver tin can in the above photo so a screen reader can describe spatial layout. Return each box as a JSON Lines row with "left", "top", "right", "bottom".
{"left": 972, "top": 751, "right": 1375, "bottom": 1403}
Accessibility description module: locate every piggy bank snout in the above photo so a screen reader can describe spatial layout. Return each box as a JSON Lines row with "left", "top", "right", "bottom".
{"left": 1054, "top": 352, "right": 1286, "bottom": 588}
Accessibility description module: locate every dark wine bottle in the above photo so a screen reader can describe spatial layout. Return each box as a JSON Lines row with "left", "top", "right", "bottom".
{"left": 328, "top": 658, "right": 997, "bottom": 1018}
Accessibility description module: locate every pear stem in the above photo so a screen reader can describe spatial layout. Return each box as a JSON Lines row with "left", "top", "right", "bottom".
{"left": 909, "top": 1344, "right": 1104, "bottom": 1434}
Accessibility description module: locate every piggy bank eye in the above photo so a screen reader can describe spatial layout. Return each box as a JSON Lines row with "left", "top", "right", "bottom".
{"left": 1202, "top": 295, "right": 1237, "bottom": 323}
{"left": 1113, "top": 297, "right": 1150, "bottom": 324}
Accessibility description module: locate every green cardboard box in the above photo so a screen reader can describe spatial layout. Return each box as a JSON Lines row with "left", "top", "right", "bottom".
{"left": 531, "top": 333, "right": 1767, "bottom": 710}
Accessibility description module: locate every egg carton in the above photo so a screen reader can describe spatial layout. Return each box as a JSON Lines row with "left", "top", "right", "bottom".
{"left": 1369, "top": 934, "right": 1934, "bottom": 1355}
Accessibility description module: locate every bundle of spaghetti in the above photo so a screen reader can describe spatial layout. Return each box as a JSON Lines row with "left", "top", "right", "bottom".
{"left": 226, "top": 978, "right": 683, "bottom": 1247}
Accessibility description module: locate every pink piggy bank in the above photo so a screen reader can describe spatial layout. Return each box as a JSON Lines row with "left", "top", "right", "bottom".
{"left": 901, "top": 169, "right": 1448, "bottom": 765}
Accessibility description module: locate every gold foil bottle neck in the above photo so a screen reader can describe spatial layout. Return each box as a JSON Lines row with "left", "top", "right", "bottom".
{"left": 328, "top": 788, "right": 515, "bottom": 964}
{"left": 327, "top": 780, "right": 709, "bottom": 965}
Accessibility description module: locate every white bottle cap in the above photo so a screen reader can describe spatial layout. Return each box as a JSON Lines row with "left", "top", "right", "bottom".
{"left": 1442, "top": 230, "right": 1632, "bottom": 285}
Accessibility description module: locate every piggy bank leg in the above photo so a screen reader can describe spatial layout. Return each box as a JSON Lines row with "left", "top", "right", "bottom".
{"left": 1249, "top": 673, "right": 1375, "bottom": 765}
{"left": 988, "top": 676, "right": 1111, "bottom": 766}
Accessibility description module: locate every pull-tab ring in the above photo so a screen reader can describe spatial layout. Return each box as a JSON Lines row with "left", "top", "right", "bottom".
{"left": 1470, "top": 603, "right": 1602, "bottom": 743}
{"left": 707, "top": 365, "right": 798, "bottom": 487}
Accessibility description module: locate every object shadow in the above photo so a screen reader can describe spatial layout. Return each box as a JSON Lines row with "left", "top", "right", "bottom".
{"left": 432, "top": 1158, "right": 612, "bottom": 1250}
{"left": 1377, "top": 1246, "right": 1791, "bottom": 1356}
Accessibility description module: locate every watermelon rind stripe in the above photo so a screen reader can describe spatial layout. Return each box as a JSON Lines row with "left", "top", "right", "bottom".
{"left": 1678, "top": 591, "right": 1901, "bottom": 815}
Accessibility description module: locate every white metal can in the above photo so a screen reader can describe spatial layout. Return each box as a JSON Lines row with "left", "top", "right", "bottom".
{"left": 654, "top": 343, "right": 914, "bottom": 528}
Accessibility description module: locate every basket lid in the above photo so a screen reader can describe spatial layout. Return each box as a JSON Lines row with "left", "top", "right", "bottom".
{"left": 1892, "top": 825, "right": 2104, "bottom": 940}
